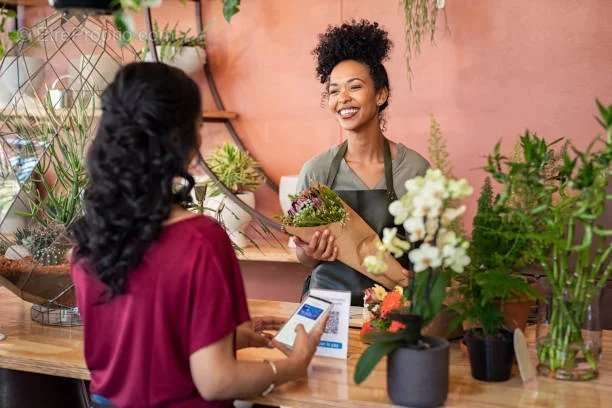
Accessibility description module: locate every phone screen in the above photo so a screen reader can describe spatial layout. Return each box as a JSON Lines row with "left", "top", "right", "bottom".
{"left": 274, "top": 296, "right": 331, "bottom": 348}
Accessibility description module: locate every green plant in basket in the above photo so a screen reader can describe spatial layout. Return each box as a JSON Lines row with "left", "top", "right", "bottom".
{"left": 355, "top": 169, "right": 473, "bottom": 385}
{"left": 205, "top": 142, "right": 262, "bottom": 197}
{"left": 485, "top": 100, "right": 611, "bottom": 381}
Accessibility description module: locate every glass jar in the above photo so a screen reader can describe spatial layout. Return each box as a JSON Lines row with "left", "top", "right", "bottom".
{"left": 536, "top": 286, "right": 602, "bottom": 381}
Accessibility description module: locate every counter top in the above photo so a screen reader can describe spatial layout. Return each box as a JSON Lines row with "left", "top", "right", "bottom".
{"left": 1, "top": 287, "right": 611, "bottom": 407}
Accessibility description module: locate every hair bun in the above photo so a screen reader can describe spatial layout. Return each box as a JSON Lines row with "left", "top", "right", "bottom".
{"left": 313, "top": 19, "right": 392, "bottom": 84}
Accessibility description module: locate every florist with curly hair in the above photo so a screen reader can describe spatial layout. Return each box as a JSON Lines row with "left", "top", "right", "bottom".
{"left": 295, "top": 19, "right": 429, "bottom": 305}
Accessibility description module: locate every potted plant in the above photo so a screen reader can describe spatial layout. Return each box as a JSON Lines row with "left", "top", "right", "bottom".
{"left": 204, "top": 142, "right": 262, "bottom": 247}
{"left": 144, "top": 22, "right": 206, "bottom": 74}
{"left": 485, "top": 101, "right": 611, "bottom": 381}
{"left": 0, "top": 92, "right": 94, "bottom": 308}
{"left": 0, "top": 33, "right": 44, "bottom": 105}
{"left": 49, "top": 0, "right": 240, "bottom": 45}
{"left": 450, "top": 177, "right": 539, "bottom": 382}
{"left": 468, "top": 176, "right": 540, "bottom": 331}
{"left": 355, "top": 168, "right": 473, "bottom": 407}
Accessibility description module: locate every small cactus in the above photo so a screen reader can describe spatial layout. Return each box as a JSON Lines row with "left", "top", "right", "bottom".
{"left": 15, "top": 224, "right": 70, "bottom": 266}
{"left": 32, "top": 245, "right": 67, "bottom": 266}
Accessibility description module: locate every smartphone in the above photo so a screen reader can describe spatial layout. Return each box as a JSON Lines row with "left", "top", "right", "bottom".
{"left": 274, "top": 295, "right": 332, "bottom": 348}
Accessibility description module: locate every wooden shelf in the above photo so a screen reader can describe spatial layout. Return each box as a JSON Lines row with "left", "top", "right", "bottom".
{"left": 1, "top": 102, "right": 237, "bottom": 122}
{"left": 235, "top": 240, "right": 298, "bottom": 263}
{"left": 1, "top": 0, "right": 47, "bottom": 6}
{"left": 203, "top": 110, "right": 237, "bottom": 120}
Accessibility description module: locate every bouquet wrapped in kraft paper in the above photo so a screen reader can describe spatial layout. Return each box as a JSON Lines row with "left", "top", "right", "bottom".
{"left": 280, "top": 184, "right": 408, "bottom": 289}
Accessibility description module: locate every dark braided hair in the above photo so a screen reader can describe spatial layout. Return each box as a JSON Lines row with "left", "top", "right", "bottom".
{"left": 71, "top": 62, "right": 201, "bottom": 297}
{"left": 313, "top": 19, "right": 393, "bottom": 112}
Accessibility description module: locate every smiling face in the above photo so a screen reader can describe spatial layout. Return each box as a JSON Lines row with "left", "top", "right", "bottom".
{"left": 327, "top": 60, "right": 388, "bottom": 132}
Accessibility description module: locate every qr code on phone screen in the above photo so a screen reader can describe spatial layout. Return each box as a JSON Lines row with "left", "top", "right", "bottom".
{"left": 324, "top": 310, "right": 340, "bottom": 334}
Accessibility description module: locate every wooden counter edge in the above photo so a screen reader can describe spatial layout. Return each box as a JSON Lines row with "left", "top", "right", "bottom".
{"left": 0, "top": 354, "right": 90, "bottom": 380}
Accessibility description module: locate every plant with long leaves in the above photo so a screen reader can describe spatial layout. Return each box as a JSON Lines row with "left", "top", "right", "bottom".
{"left": 485, "top": 101, "right": 611, "bottom": 379}
{"left": 24, "top": 92, "right": 95, "bottom": 228}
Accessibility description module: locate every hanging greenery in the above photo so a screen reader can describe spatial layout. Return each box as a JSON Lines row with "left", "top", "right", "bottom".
{"left": 402, "top": 0, "right": 447, "bottom": 82}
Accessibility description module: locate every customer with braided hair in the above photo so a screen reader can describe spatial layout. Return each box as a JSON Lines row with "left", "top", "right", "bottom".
{"left": 71, "top": 62, "right": 326, "bottom": 408}
{"left": 296, "top": 20, "right": 429, "bottom": 305}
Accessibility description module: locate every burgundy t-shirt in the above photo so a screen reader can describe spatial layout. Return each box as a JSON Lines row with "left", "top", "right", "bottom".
{"left": 71, "top": 216, "right": 250, "bottom": 408}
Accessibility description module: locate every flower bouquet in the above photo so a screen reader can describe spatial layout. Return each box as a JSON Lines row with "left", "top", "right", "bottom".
{"left": 280, "top": 184, "right": 408, "bottom": 289}
{"left": 360, "top": 285, "right": 408, "bottom": 340}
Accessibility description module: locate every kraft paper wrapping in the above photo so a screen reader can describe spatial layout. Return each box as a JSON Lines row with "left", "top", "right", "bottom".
{"left": 284, "top": 201, "right": 409, "bottom": 290}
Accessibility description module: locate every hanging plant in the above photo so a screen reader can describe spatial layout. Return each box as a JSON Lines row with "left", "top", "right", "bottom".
{"left": 402, "top": 0, "right": 448, "bottom": 82}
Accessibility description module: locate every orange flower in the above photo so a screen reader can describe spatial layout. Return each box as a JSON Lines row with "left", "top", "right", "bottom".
{"left": 380, "top": 291, "right": 404, "bottom": 318}
{"left": 389, "top": 321, "right": 406, "bottom": 333}
{"left": 360, "top": 321, "right": 373, "bottom": 338}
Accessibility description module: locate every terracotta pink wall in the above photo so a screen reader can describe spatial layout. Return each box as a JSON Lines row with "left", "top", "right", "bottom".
{"left": 25, "top": 0, "right": 612, "bottom": 227}
{"left": 196, "top": 0, "right": 612, "bottom": 227}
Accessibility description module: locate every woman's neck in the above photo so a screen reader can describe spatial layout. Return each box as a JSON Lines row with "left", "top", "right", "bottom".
{"left": 164, "top": 205, "right": 198, "bottom": 226}
{"left": 344, "top": 120, "right": 385, "bottom": 164}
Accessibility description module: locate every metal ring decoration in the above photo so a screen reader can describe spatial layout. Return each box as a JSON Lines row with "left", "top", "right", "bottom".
{"left": 143, "top": 3, "right": 283, "bottom": 232}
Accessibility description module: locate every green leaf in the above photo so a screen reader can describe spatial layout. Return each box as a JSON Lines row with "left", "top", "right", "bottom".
{"left": 8, "top": 30, "right": 21, "bottom": 43}
{"left": 354, "top": 340, "right": 402, "bottom": 384}
{"left": 223, "top": 0, "right": 241, "bottom": 22}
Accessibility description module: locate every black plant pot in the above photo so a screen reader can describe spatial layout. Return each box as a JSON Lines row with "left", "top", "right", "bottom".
{"left": 49, "top": 0, "right": 117, "bottom": 14}
{"left": 387, "top": 336, "right": 449, "bottom": 408}
{"left": 464, "top": 328, "right": 514, "bottom": 382}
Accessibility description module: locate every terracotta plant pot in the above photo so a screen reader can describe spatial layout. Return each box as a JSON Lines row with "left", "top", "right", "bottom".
{"left": 501, "top": 296, "right": 534, "bottom": 331}
{"left": 464, "top": 328, "right": 514, "bottom": 382}
{"left": 0, "top": 256, "right": 75, "bottom": 306}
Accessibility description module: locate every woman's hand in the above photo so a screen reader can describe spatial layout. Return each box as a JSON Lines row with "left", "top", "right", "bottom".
{"left": 236, "top": 316, "right": 286, "bottom": 349}
{"left": 272, "top": 312, "right": 329, "bottom": 378}
{"left": 294, "top": 230, "right": 338, "bottom": 266}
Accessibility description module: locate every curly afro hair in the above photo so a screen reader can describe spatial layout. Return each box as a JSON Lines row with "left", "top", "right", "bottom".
{"left": 313, "top": 19, "right": 392, "bottom": 112}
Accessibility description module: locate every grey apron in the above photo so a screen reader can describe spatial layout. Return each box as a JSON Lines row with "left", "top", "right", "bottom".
{"left": 304, "top": 138, "right": 409, "bottom": 306}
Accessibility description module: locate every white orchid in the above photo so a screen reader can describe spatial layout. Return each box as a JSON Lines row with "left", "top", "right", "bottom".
{"left": 412, "top": 194, "right": 442, "bottom": 218}
{"left": 425, "top": 217, "right": 440, "bottom": 242}
{"left": 437, "top": 228, "right": 459, "bottom": 247}
{"left": 441, "top": 205, "right": 466, "bottom": 226}
{"left": 389, "top": 200, "right": 409, "bottom": 224}
{"left": 423, "top": 172, "right": 447, "bottom": 199}
{"left": 382, "top": 227, "right": 411, "bottom": 258}
{"left": 364, "top": 169, "right": 473, "bottom": 280}
{"left": 442, "top": 244, "right": 471, "bottom": 273}
{"left": 403, "top": 216, "right": 426, "bottom": 242}
{"left": 363, "top": 254, "right": 388, "bottom": 274}
{"left": 448, "top": 178, "right": 474, "bottom": 199}
{"left": 404, "top": 176, "right": 425, "bottom": 194}
{"left": 408, "top": 243, "right": 442, "bottom": 273}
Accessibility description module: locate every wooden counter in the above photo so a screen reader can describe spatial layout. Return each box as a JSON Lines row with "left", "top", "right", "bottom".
{"left": 1, "top": 287, "right": 611, "bottom": 407}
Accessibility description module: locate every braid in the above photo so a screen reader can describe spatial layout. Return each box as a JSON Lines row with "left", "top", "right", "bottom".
{"left": 71, "top": 62, "right": 202, "bottom": 297}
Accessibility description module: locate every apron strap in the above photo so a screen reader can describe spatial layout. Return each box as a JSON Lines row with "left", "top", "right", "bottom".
{"left": 325, "top": 138, "right": 398, "bottom": 201}
{"left": 326, "top": 140, "right": 348, "bottom": 187}
{"left": 383, "top": 138, "right": 398, "bottom": 201}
